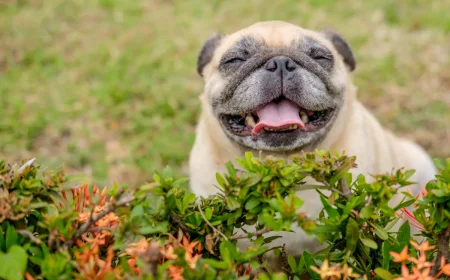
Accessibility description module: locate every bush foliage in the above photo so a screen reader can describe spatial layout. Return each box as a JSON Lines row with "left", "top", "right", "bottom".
{"left": 0, "top": 151, "right": 449, "bottom": 280}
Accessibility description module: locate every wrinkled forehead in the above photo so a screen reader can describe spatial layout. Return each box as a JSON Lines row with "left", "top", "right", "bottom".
{"left": 214, "top": 22, "right": 334, "bottom": 60}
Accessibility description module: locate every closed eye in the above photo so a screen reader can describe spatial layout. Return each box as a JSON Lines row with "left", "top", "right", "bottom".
{"left": 309, "top": 48, "right": 333, "bottom": 61}
{"left": 224, "top": 57, "right": 246, "bottom": 64}
{"left": 313, "top": 54, "right": 333, "bottom": 61}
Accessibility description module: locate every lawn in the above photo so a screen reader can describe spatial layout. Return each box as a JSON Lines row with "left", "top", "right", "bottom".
{"left": 0, "top": 0, "right": 449, "bottom": 187}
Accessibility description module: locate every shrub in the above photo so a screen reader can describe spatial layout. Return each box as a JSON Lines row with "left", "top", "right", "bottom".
{"left": 0, "top": 151, "right": 449, "bottom": 280}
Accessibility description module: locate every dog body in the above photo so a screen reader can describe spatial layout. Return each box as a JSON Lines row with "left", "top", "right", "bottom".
{"left": 189, "top": 21, "right": 436, "bottom": 255}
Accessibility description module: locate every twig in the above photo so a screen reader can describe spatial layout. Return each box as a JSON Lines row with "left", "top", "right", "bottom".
{"left": 329, "top": 187, "right": 347, "bottom": 197}
{"left": 65, "top": 191, "right": 133, "bottom": 247}
{"left": 280, "top": 244, "right": 291, "bottom": 276}
{"left": 18, "top": 230, "right": 42, "bottom": 244}
{"left": 230, "top": 227, "right": 271, "bottom": 240}
{"left": 294, "top": 184, "right": 329, "bottom": 192}
{"left": 197, "top": 203, "right": 228, "bottom": 241}
{"left": 170, "top": 213, "right": 189, "bottom": 232}
{"left": 297, "top": 181, "right": 351, "bottom": 199}
{"left": 431, "top": 226, "right": 450, "bottom": 276}
{"left": 47, "top": 229, "right": 57, "bottom": 251}
{"left": 339, "top": 178, "right": 352, "bottom": 198}
{"left": 261, "top": 246, "right": 283, "bottom": 255}
{"left": 256, "top": 255, "right": 270, "bottom": 274}
{"left": 87, "top": 227, "right": 113, "bottom": 233}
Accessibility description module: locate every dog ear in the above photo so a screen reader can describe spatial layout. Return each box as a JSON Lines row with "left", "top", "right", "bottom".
{"left": 322, "top": 29, "right": 356, "bottom": 72}
{"left": 197, "top": 33, "right": 224, "bottom": 76}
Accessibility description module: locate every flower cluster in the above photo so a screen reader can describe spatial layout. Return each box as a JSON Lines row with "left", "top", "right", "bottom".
{"left": 390, "top": 241, "right": 450, "bottom": 279}
{"left": 62, "top": 184, "right": 120, "bottom": 246}
{"left": 125, "top": 231, "right": 203, "bottom": 279}
{"left": 310, "top": 260, "right": 361, "bottom": 280}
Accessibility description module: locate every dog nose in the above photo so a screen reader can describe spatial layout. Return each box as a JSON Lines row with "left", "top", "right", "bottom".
{"left": 264, "top": 56, "right": 297, "bottom": 73}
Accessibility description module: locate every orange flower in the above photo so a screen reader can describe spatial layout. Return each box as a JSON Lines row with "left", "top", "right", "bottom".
{"left": 390, "top": 247, "right": 410, "bottom": 263}
{"left": 167, "top": 265, "right": 184, "bottom": 280}
{"left": 310, "top": 260, "right": 342, "bottom": 279}
{"left": 393, "top": 263, "right": 415, "bottom": 280}
{"left": 180, "top": 235, "right": 202, "bottom": 269}
{"left": 411, "top": 267, "right": 433, "bottom": 280}
{"left": 62, "top": 185, "right": 120, "bottom": 246}
{"left": 74, "top": 244, "right": 122, "bottom": 279}
{"left": 161, "top": 245, "right": 177, "bottom": 261}
{"left": 437, "top": 256, "right": 450, "bottom": 277}
{"left": 408, "top": 252, "right": 433, "bottom": 270}
{"left": 410, "top": 241, "right": 435, "bottom": 253}
{"left": 341, "top": 264, "right": 360, "bottom": 280}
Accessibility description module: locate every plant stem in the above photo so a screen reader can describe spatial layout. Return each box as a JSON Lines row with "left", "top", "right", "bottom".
{"left": 197, "top": 203, "right": 228, "bottom": 241}
{"left": 230, "top": 228, "right": 271, "bottom": 240}
{"left": 431, "top": 226, "right": 450, "bottom": 276}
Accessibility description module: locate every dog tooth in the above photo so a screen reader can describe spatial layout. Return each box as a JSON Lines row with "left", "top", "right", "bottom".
{"left": 245, "top": 114, "right": 256, "bottom": 127}
{"left": 300, "top": 112, "right": 309, "bottom": 124}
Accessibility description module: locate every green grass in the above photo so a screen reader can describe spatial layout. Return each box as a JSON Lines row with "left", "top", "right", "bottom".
{"left": 1, "top": 0, "right": 449, "bottom": 186}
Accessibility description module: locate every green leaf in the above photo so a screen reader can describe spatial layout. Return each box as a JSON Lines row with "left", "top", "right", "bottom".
{"left": 374, "top": 268, "right": 394, "bottom": 280}
{"left": 360, "top": 206, "right": 375, "bottom": 219}
{"left": 271, "top": 273, "right": 289, "bottom": 280}
{"left": 288, "top": 255, "right": 297, "bottom": 271}
{"left": 182, "top": 193, "right": 196, "bottom": 211}
{"left": 257, "top": 273, "right": 270, "bottom": 280}
{"left": 131, "top": 205, "right": 144, "bottom": 218}
{"left": 153, "top": 173, "right": 161, "bottom": 183}
{"left": 0, "top": 245, "right": 28, "bottom": 280}
{"left": 226, "top": 197, "right": 241, "bottom": 211}
{"left": 173, "top": 177, "right": 189, "bottom": 187}
{"left": 245, "top": 197, "right": 261, "bottom": 210}
{"left": 279, "top": 178, "right": 292, "bottom": 187}
{"left": 320, "top": 196, "right": 339, "bottom": 218}
{"left": 394, "top": 199, "right": 415, "bottom": 211}
{"left": 245, "top": 152, "right": 253, "bottom": 165}
{"left": 397, "top": 221, "right": 411, "bottom": 246}
{"left": 329, "top": 158, "right": 353, "bottom": 186}
{"left": 434, "top": 158, "right": 445, "bottom": 170}
{"left": 29, "top": 202, "right": 50, "bottom": 209}
{"left": 263, "top": 236, "right": 282, "bottom": 244}
{"left": 225, "top": 162, "right": 236, "bottom": 177}
{"left": 215, "top": 173, "right": 226, "bottom": 188}
{"left": 360, "top": 237, "right": 378, "bottom": 249}
{"left": 373, "top": 224, "right": 389, "bottom": 240}
{"left": 5, "top": 225, "right": 18, "bottom": 251}
{"left": 205, "top": 208, "right": 213, "bottom": 220}
{"left": 382, "top": 241, "right": 391, "bottom": 270}
{"left": 202, "top": 259, "right": 229, "bottom": 269}
{"left": 162, "top": 166, "right": 173, "bottom": 179}
{"left": 345, "top": 218, "right": 359, "bottom": 252}
{"left": 0, "top": 227, "right": 4, "bottom": 252}
{"left": 302, "top": 251, "right": 320, "bottom": 280}
{"left": 219, "top": 241, "right": 232, "bottom": 265}
{"left": 243, "top": 174, "right": 262, "bottom": 187}
{"left": 403, "top": 170, "right": 415, "bottom": 180}
{"left": 140, "top": 221, "right": 168, "bottom": 235}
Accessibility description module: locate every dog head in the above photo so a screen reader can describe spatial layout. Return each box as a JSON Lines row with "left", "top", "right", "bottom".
{"left": 197, "top": 21, "right": 356, "bottom": 152}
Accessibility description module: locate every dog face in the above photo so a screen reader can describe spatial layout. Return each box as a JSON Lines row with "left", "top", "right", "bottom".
{"left": 197, "top": 21, "right": 356, "bottom": 152}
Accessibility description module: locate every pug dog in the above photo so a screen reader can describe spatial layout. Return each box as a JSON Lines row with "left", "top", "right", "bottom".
{"left": 189, "top": 21, "right": 436, "bottom": 259}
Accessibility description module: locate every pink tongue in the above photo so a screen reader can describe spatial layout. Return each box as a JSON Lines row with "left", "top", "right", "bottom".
{"left": 253, "top": 100, "right": 305, "bottom": 134}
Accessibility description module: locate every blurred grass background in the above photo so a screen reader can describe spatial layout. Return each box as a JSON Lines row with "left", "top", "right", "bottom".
{"left": 0, "top": 0, "right": 449, "bottom": 186}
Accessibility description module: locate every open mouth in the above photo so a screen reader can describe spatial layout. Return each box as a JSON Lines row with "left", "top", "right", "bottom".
{"left": 222, "top": 98, "right": 334, "bottom": 136}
